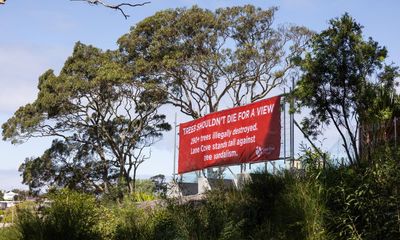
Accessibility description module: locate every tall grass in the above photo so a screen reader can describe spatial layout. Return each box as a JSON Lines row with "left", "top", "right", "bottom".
{"left": 16, "top": 189, "right": 102, "bottom": 240}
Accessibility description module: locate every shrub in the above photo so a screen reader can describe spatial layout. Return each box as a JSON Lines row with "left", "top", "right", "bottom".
{"left": 323, "top": 154, "right": 400, "bottom": 239}
{"left": 276, "top": 176, "right": 328, "bottom": 240}
{"left": 0, "top": 227, "right": 19, "bottom": 240}
{"left": 16, "top": 189, "right": 102, "bottom": 240}
{"left": 9, "top": 147, "right": 400, "bottom": 240}
{"left": 114, "top": 200, "right": 153, "bottom": 240}
{"left": 114, "top": 199, "right": 183, "bottom": 240}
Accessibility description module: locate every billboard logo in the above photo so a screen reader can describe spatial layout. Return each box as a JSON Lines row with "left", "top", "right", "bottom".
{"left": 255, "top": 145, "right": 276, "bottom": 157}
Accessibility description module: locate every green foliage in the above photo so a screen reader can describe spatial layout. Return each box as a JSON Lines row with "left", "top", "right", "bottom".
{"left": 8, "top": 157, "right": 400, "bottom": 240}
{"left": 150, "top": 172, "right": 327, "bottom": 240}
{"left": 150, "top": 174, "right": 167, "bottom": 197}
{"left": 44, "top": 189, "right": 101, "bottom": 240}
{"left": 16, "top": 189, "right": 102, "bottom": 240}
{"left": 119, "top": 5, "right": 311, "bottom": 119}
{"left": 322, "top": 147, "right": 400, "bottom": 239}
{"left": 0, "top": 227, "right": 19, "bottom": 240}
{"left": 279, "top": 177, "right": 328, "bottom": 239}
{"left": 96, "top": 205, "right": 118, "bottom": 240}
{"left": 113, "top": 200, "right": 183, "bottom": 240}
{"left": 16, "top": 208, "right": 45, "bottom": 240}
{"left": 149, "top": 210, "right": 181, "bottom": 240}
{"left": 131, "top": 192, "right": 156, "bottom": 202}
{"left": 101, "top": 179, "right": 157, "bottom": 204}
{"left": 1, "top": 205, "right": 18, "bottom": 223}
{"left": 134, "top": 179, "right": 155, "bottom": 195}
{"left": 3, "top": 42, "right": 171, "bottom": 195}
{"left": 113, "top": 203, "right": 152, "bottom": 240}
{"left": 294, "top": 13, "right": 399, "bottom": 165}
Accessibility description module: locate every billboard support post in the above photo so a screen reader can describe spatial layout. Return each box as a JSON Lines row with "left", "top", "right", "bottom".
{"left": 173, "top": 113, "right": 177, "bottom": 178}
{"left": 283, "top": 89, "right": 287, "bottom": 166}
{"left": 394, "top": 117, "right": 397, "bottom": 147}
{"left": 290, "top": 78, "right": 295, "bottom": 168}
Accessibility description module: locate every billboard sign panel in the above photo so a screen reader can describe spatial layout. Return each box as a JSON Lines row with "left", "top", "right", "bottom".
{"left": 178, "top": 96, "right": 281, "bottom": 174}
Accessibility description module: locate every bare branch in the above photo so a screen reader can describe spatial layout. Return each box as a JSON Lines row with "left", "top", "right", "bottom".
{"left": 71, "top": 0, "right": 150, "bottom": 19}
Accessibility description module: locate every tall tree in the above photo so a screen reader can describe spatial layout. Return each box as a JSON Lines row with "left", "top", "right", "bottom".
{"left": 294, "top": 13, "right": 399, "bottom": 165}
{"left": 118, "top": 5, "right": 312, "bottom": 119}
{"left": 19, "top": 140, "right": 119, "bottom": 194}
{"left": 2, "top": 42, "right": 170, "bottom": 194}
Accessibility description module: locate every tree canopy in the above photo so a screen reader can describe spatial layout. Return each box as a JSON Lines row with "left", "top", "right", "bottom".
{"left": 118, "top": 5, "right": 312, "bottom": 119}
{"left": 3, "top": 42, "right": 170, "bottom": 194}
{"left": 294, "top": 13, "right": 399, "bottom": 165}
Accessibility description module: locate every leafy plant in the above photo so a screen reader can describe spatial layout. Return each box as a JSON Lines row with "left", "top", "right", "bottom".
{"left": 16, "top": 189, "right": 102, "bottom": 240}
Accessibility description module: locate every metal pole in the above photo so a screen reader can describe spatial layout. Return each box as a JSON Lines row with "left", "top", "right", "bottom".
{"left": 270, "top": 161, "right": 274, "bottom": 174}
{"left": 394, "top": 117, "right": 397, "bottom": 147}
{"left": 283, "top": 89, "right": 287, "bottom": 167}
{"left": 290, "top": 78, "right": 295, "bottom": 168}
{"left": 173, "top": 113, "right": 177, "bottom": 177}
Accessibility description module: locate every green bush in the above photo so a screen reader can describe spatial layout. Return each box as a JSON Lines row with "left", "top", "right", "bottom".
{"left": 0, "top": 227, "right": 19, "bottom": 240}
{"left": 114, "top": 201, "right": 152, "bottom": 240}
{"left": 276, "top": 175, "right": 328, "bottom": 240}
{"left": 131, "top": 191, "right": 156, "bottom": 202}
{"left": 16, "top": 189, "right": 102, "bottom": 240}
{"left": 15, "top": 208, "right": 44, "bottom": 240}
{"left": 114, "top": 199, "right": 183, "bottom": 240}
{"left": 164, "top": 200, "right": 210, "bottom": 239}
{"left": 151, "top": 209, "right": 182, "bottom": 240}
{"left": 1, "top": 207, "right": 14, "bottom": 223}
{"left": 8, "top": 147, "right": 400, "bottom": 240}
{"left": 96, "top": 205, "right": 118, "bottom": 240}
{"left": 322, "top": 149, "right": 400, "bottom": 239}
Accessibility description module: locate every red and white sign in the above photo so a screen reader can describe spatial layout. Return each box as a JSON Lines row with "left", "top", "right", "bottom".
{"left": 178, "top": 96, "right": 281, "bottom": 174}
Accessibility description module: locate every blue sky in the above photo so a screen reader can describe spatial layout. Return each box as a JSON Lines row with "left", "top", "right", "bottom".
{"left": 0, "top": 0, "right": 399, "bottom": 190}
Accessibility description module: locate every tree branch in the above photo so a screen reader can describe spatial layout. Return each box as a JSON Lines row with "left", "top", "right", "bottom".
{"left": 71, "top": 0, "right": 150, "bottom": 19}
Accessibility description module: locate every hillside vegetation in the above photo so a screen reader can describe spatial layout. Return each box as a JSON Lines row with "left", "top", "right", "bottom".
{"left": 0, "top": 145, "right": 399, "bottom": 239}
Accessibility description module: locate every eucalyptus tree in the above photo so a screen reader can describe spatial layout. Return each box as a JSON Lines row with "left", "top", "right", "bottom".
{"left": 118, "top": 5, "right": 312, "bottom": 119}
{"left": 294, "top": 14, "right": 399, "bottom": 165}
{"left": 2, "top": 42, "right": 170, "bottom": 194}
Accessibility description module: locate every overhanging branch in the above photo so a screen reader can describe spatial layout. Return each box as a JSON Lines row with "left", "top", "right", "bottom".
{"left": 71, "top": 0, "right": 150, "bottom": 19}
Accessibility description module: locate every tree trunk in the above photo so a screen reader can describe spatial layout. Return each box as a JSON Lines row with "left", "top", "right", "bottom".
{"left": 132, "top": 167, "right": 137, "bottom": 194}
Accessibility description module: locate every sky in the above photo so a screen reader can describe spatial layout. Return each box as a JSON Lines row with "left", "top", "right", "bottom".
{"left": 0, "top": 0, "right": 399, "bottom": 190}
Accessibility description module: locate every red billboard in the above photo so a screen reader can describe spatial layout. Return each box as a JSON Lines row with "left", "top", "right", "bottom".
{"left": 178, "top": 96, "right": 281, "bottom": 174}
